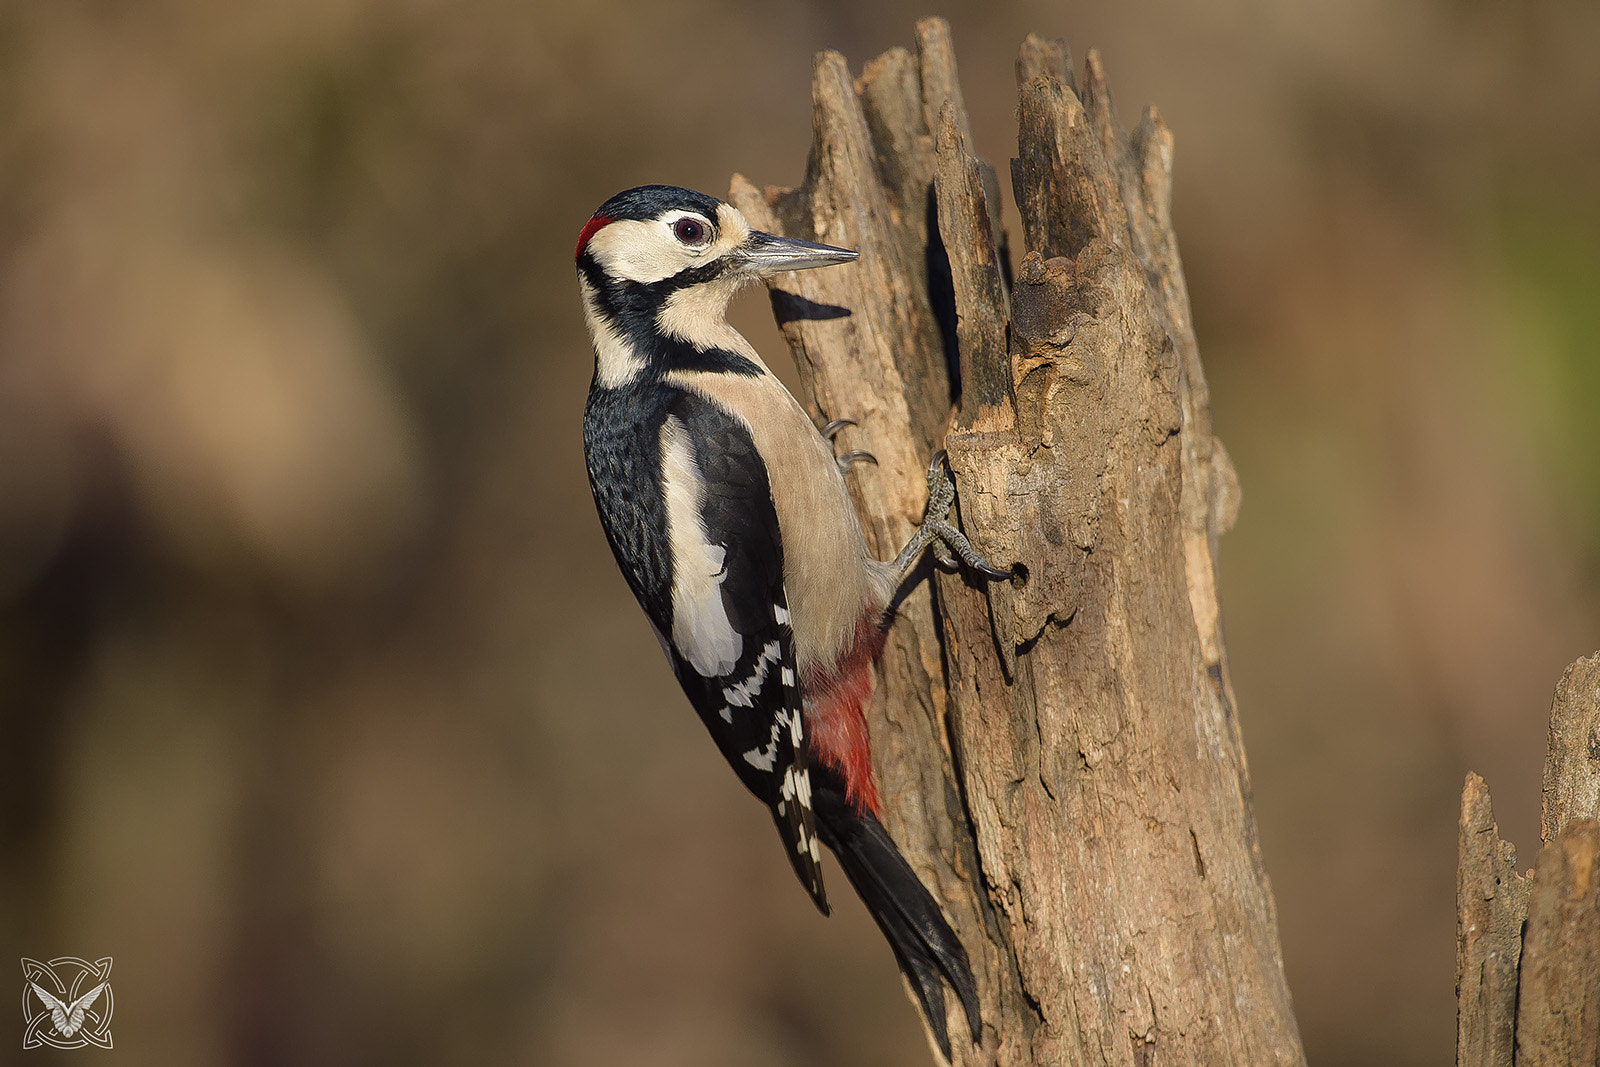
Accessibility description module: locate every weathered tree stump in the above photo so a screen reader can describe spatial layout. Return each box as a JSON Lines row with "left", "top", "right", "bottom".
{"left": 730, "top": 20, "right": 1304, "bottom": 1065}
{"left": 1457, "top": 651, "right": 1600, "bottom": 1067}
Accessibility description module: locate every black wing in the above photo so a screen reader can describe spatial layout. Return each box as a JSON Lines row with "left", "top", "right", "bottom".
{"left": 583, "top": 382, "right": 828, "bottom": 911}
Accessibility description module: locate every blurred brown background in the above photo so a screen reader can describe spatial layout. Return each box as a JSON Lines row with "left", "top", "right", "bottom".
{"left": 1, "top": 1, "right": 1596, "bottom": 1064}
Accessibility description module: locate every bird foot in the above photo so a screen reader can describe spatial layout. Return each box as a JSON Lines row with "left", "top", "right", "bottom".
{"left": 892, "top": 451, "right": 1014, "bottom": 582}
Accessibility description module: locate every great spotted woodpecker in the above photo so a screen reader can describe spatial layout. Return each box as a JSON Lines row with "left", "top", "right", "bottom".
{"left": 577, "top": 185, "right": 1007, "bottom": 1057}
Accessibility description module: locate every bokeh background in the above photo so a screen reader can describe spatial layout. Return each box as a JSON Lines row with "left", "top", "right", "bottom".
{"left": 1, "top": 1, "right": 1596, "bottom": 1064}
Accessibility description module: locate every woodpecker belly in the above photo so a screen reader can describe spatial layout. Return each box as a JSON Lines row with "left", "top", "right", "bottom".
{"left": 666, "top": 365, "right": 893, "bottom": 813}
{"left": 666, "top": 367, "right": 891, "bottom": 673}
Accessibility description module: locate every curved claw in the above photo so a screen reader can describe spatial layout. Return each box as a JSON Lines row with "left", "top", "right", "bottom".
{"left": 822, "top": 418, "right": 857, "bottom": 441}
{"left": 837, "top": 449, "right": 878, "bottom": 471}
{"left": 971, "top": 558, "right": 1016, "bottom": 581}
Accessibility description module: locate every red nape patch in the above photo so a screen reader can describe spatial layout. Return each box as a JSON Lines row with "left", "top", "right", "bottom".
{"left": 574, "top": 214, "right": 613, "bottom": 262}
{"left": 804, "top": 611, "right": 889, "bottom": 816}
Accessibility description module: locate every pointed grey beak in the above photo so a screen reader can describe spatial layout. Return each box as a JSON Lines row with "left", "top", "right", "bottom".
{"left": 737, "top": 230, "right": 859, "bottom": 274}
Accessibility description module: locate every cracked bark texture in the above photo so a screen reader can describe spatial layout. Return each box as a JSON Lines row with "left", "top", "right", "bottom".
{"left": 1457, "top": 651, "right": 1600, "bottom": 1067}
{"left": 728, "top": 20, "right": 1303, "bottom": 1066}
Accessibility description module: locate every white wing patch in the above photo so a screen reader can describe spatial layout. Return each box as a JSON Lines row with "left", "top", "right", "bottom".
{"left": 660, "top": 416, "right": 742, "bottom": 677}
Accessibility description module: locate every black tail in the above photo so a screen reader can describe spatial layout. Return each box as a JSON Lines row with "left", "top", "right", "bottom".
{"left": 811, "top": 772, "right": 982, "bottom": 1060}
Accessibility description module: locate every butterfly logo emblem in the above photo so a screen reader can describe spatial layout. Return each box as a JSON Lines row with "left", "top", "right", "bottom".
{"left": 20, "top": 957, "right": 114, "bottom": 1050}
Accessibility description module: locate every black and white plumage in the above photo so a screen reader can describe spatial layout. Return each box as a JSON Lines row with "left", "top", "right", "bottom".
{"left": 577, "top": 184, "right": 1005, "bottom": 1058}
{"left": 587, "top": 379, "right": 824, "bottom": 895}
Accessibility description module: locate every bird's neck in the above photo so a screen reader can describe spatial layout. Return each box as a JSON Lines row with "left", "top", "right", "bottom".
{"left": 582, "top": 272, "right": 769, "bottom": 389}
{"left": 655, "top": 279, "right": 748, "bottom": 355}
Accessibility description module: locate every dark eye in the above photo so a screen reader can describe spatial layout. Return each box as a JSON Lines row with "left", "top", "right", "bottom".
{"left": 673, "top": 217, "right": 709, "bottom": 245}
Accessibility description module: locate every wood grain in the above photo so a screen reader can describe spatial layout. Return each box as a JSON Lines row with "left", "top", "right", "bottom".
{"left": 733, "top": 21, "right": 1302, "bottom": 1064}
{"left": 1456, "top": 773, "right": 1529, "bottom": 1067}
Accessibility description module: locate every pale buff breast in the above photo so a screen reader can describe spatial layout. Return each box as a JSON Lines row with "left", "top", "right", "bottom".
{"left": 666, "top": 366, "right": 887, "bottom": 676}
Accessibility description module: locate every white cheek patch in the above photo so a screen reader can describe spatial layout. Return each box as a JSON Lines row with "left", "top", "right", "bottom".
{"left": 587, "top": 208, "right": 730, "bottom": 287}
{"left": 660, "top": 416, "right": 742, "bottom": 677}
{"left": 586, "top": 218, "right": 691, "bottom": 284}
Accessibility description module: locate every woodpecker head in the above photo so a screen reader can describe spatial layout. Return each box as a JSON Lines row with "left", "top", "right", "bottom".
{"left": 575, "top": 185, "right": 857, "bottom": 285}
{"left": 576, "top": 185, "right": 857, "bottom": 386}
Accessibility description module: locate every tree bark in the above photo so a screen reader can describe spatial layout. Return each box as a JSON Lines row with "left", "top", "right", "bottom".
{"left": 1457, "top": 651, "right": 1600, "bottom": 1067}
{"left": 1456, "top": 773, "right": 1530, "bottom": 1067}
{"left": 729, "top": 20, "right": 1303, "bottom": 1066}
